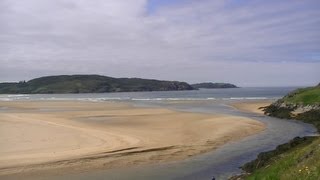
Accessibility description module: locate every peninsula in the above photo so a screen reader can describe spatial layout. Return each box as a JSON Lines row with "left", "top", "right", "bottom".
{"left": 0, "top": 75, "right": 240, "bottom": 94}
{"left": 0, "top": 75, "right": 194, "bottom": 94}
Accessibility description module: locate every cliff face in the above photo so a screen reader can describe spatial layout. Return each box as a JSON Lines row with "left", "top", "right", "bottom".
{"left": 271, "top": 101, "right": 320, "bottom": 115}
{"left": 0, "top": 75, "right": 194, "bottom": 94}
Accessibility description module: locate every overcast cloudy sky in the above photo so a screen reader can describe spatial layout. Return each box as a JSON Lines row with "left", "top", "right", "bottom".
{"left": 1, "top": 0, "right": 319, "bottom": 86}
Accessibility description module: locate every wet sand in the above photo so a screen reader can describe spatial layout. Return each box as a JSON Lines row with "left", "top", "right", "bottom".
{"left": 230, "top": 100, "right": 274, "bottom": 114}
{"left": 0, "top": 101, "right": 265, "bottom": 177}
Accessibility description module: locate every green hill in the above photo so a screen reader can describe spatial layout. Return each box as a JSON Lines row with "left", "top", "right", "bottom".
{"left": 263, "top": 85, "right": 320, "bottom": 123}
{"left": 235, "top": 84, "right": 320, "bottom": 180}
{"left": 281, "top": 86, "right": 320, "bottom": 105}
{"left": 191, "top": 82, "right": 238, "bottom": 89}
{"left": 0, "top": 75, "right": 194, "bottom": 94}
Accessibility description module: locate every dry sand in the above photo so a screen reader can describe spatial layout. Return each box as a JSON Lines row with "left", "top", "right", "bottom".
{"left": 230, "top": 100, "right": 274, "bottom": 114}
{"left": 0, "top": 101, "right": 266, "bottom": 176}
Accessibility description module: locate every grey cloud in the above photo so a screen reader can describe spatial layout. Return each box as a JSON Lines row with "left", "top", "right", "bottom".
{"left": 0, "top": 0, "right": 319, "bottom": 86}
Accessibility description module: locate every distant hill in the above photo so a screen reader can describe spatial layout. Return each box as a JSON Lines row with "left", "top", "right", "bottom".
{"left": 191, "top": 82, "right": 238, "bottom": 89}
{"left": 0, "top": 75, "right": 194, "bottom": 94}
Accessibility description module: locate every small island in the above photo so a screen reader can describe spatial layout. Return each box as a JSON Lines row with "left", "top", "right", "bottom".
{"left": 191, "top": 82, "right": 238, "bottom": 89}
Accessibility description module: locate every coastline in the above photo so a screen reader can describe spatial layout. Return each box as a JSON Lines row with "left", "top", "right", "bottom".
{"left": 230, "top": 98, "right": 320, "bottom": 179}
{"left": 0, "top": 100, "right": 266, "bottom": 178}
{"left": 229, "top": 100, "right": 274, "bottom": 115}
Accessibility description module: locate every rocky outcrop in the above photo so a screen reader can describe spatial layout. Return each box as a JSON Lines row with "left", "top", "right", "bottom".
{"left": 272, "top": 100, "right": 320, "bottom": 114}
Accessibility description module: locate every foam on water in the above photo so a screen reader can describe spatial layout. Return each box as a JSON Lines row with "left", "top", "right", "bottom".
{"left": 0, "top": 94, "right": 30, "bottom": 101}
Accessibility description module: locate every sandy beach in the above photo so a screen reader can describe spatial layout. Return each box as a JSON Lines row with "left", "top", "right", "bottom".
{"left": 230, "top": 100, "right": 274, "bottom": 114}
{"left": 0, "top": 100, "right": 266, "bottom": 177}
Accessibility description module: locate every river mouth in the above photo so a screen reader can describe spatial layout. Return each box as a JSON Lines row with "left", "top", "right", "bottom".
{"left": 13, "top": 99, "right": 315, "bottom": 180}
{"left": 1, "top": 87, "right": 316, "bottom": 180}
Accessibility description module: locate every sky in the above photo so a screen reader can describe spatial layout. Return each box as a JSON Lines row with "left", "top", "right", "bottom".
{"left": 0, "top": 0, "right": 319, "bottom": 87}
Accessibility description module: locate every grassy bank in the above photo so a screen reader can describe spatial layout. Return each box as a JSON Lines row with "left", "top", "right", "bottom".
{"left": 233, "top": 85, "right": 320, "bottom": 180}
{"left": 243, "top": 137, "right": 320, "bottom": 180}
{"left": 282, "top": 86, "right": 320, "bottom": 105}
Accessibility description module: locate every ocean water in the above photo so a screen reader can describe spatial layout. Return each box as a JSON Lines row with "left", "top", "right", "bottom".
{"left": 1, "top": 87, "right": 317, "bottom": 180}
{"left": 0, "top": 87, "right": 299, "bottom": 102}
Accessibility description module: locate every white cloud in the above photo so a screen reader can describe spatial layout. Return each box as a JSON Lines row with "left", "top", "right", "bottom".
{"left": 0, "top": 0, "right": 319, "bottom": 86}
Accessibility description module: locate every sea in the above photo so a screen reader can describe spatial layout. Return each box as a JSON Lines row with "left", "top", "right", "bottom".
{"left": 0, "top": 87, "right": 317, "bottom": 180}
{"left": 0, "top": 87, "right": 300, "bottom": 102}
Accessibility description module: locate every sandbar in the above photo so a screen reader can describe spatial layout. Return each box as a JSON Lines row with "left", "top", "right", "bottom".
{"left": 0, "top": 100, "right": 266, "bottom": 177}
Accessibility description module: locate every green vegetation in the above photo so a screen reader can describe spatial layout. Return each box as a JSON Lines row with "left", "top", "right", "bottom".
{"left": 295, "top": 110, "right": 320, "bottom": 132}
{"left": 191, "top": 82, "right": 238, "bottom": 89}
{"left": 263, "top": 85, "right": 320, "bottom": 131}
{"left": 281, "top": 86, "right": 320, "bottom": 105}
{"left": 241, "top": 137, "right": 319, "bottom": 179}
{"left": 233, "top": 85, "right": 320, "bottom": 180}
{"left": 263, "top": 106, "right": 320, "bottom": 131}
{"left": 245, "top": 137, "right": 320, "bottom": 180}
{"left": 262, "top": 105, "right": 294, "bottom": 119}
{"left": 0, "top": 75, "right": 194, "bottom": 94}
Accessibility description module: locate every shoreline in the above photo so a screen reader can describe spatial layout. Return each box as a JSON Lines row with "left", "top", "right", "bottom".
{"left": 230, "top": 99, "right": 320, "bottom": 179}
{"left": 229, "top": 99, "right": 274, "bottom": 115}
{"left": 0, "top": 100, "right": 266, "bottom": 177}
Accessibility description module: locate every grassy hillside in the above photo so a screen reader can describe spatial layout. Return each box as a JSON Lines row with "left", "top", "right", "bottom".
{"left": 263, "top": 85, "right": 320, "bottom": 129}
{"left": 282, "top": 86, "right": 320, "bottom": 105}
{"left": 245, "top": 137, "right": 320, "bottom": 180}
{"left": 0, "top": 75, "right": 194, "bottom": 94}
{"left": 234, "top": 84, "right": 320, "bottom": 180}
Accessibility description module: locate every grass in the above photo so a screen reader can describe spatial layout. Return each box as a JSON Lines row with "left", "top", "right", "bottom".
{"left": 241, "top": 85, "right": 320, "bottom": 180}
{"left": 242, "top": 137, "right": 317, "bottom": 173}
{"left": 246, "top": 137, "right": 320, "bottom": 180}
{"left": 282, "top": 86, "right": 320, "bottom": 105}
